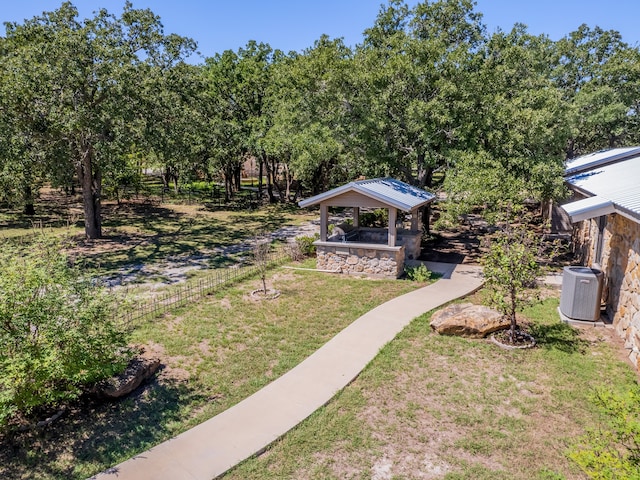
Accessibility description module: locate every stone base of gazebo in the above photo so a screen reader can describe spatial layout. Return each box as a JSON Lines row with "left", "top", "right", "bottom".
{"left": 315, "top": 242, "right": 405, "bottom": 278}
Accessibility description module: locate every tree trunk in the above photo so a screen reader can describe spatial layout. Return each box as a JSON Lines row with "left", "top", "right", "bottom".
{"left": 509, "top": 289, "right": 517, "bottom": 342}
{"left": 258, "top": 155, "right": 264, "bottom": 201}
{"left": 421, "top": 205, "right": 431, "bottom": 235}
{"left": 283, "top": 164, "right": 292, "bottom": 203}
{"left": 272, "top": 160, "right": 285, "bottom": 203}
{"left": 234, "top": 163, "right": 242, "bottom": 192}
{"left": 23, "top": 185, "right": 35, "bottom": 216}
{"left": 565, "top": 139, "right": 576, "bottom": 160}
{"left": 78, "top": 145, "right": 102, "bottom": 239}
{"left": 265, "top": 156, "right": 277, "bottom": 203}
{"left": 23, "top": 203, "right": 35, "bottom": 216}
{"left": 421, "top": 166, "right": 434, "bottom": 189}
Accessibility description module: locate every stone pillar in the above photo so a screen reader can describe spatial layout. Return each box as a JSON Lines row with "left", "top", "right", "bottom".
{"left": 388, "top": 208, "right": 397, "bottom": 247}
{"left": 320, "top": 204, "right": 328, "bottom": 241}
{"left": 353, "top": 207, "right": 360, "bottom": 228}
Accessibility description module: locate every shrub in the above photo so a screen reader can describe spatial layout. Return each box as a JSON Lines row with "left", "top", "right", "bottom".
{"left": 295, "top": 233, "right": 320, "bottom": 257}
{"left": 359, "top": 209, "right": 389, "bottom": 228}
{"left": 404, "top": 263, "right": 432, "bottom": 282}
{"left": 570, "top": 387, "right": 640, "bottom": 478}
{"left": 0, "top": 237, "right": 131, "bottom": 429}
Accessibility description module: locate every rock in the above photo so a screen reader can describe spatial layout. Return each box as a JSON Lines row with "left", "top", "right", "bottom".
{"left": 430, "top": 303, "right": 510, "bottom": 338}
{"left": 93, "top": 356, "right": 161, "bottom": 400}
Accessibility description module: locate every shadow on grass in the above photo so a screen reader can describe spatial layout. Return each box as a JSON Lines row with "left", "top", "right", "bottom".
{"left": 1, "top": 376, "right": 208, "bottom": 480}
{"left": 529, "top": 322, "right": 589, "bottom": 354}
{"left": 81, "top": 203, "right": 279, "bottom": 274}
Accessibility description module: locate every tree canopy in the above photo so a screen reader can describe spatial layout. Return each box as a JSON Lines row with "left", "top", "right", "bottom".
{"left": 0, "top": 1, "right": 195, "bottom": 237}
{"left": 1, "top": 0, "right": 639, "bottom": 231}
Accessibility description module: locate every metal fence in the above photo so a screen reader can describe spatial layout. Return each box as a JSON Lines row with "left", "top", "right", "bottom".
{"left": 117, "top": 247, "right": 291, "bottom": 326}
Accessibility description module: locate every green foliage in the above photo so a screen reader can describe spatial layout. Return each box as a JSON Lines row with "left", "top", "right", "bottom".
{"left": 554, "top": 25, "right": 640, "bottom": 156}
{"left": 295, "top": 233, "right": 320, "bottom": 257}
{"left": 359, "top": 209, "right": 389, "bottom": 228}
{"left": 570, "top": 386, "right": 640, "bottom": 479}
{"left": 482, "top": 214, "right": 547, "bottom": 340}
{"left": 404, "top": 263, "right": 432, "bottom": 282}
{"left": 263, "top": 35, "right": 356, "bottom": 195}
{"left": 442, "top": 25, "right": 570, "bottom": 222}
{"left": 0, "top": 237, "right": 130, "bottom": 428}
{"left": 356, "top": 0, "right": 485, "bottom": 188}
{"left": 0, "top": 2, "right": 196, "bottom": 237}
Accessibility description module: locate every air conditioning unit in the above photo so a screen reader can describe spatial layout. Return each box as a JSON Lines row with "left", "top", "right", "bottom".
{"left": 560, "top": 266, "right": 604, "bottom": 321}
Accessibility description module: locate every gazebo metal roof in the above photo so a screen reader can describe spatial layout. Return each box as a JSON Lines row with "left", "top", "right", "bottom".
{"left": 298, "top": 177, "right": 435, "bottom": 211}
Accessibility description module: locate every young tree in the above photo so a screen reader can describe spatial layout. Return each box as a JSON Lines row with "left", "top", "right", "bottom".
{"left": 0, "top": 237, "right": 131, "bottom": 428}
{"left": 252, "top": 235, "right": 272, "bottom": 294}
{"left": 482, "top": 213, "right": 546, "bottom": 343}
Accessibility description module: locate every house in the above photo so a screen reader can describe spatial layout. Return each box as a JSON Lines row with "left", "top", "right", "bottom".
{"left": 561, "top": 147, "right": 640, "bottom": 368}
{"left": 298, "top": 178, "right": 435, "bottom": 278}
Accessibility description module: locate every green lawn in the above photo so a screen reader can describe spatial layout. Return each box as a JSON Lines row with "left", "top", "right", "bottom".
{"left": 1, "top": 190, "right": 317, "bottom": 277}
{"left": 2, "top": 191, "right": 636, "bottom": 480}
{"left": 1, "top": 268, "right": 422, "bottom": 480}
{"left": 222, "top": 296, "right": 637, "bottom": 480}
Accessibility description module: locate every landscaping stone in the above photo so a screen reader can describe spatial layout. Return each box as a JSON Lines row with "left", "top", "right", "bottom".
{"left": 93, "top": 355, "right": 161, "bottom": 399}
{"left": 430, "top": 303, "right": 509, "bottom": 338}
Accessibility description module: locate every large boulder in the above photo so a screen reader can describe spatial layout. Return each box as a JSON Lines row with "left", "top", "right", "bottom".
{"left": 92, "top": 355, "right": 161, "bottom": 400}
{"left": 430, "top": 303, "right": 509, "bottom": 338}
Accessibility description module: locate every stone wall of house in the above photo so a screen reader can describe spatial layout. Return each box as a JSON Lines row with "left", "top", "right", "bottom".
{"left": 573, "top": 218, "right": 599, "bottom": 265}
{"left": 574, "top": 214, "right": 640, "bottom": 369}
{"left": 316, "top": 243, "right": 405, "bottom": 278}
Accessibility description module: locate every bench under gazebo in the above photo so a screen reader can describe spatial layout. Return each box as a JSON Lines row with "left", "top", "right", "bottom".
{"left": 298, "top": 177, "right": 435, "bottom": 278}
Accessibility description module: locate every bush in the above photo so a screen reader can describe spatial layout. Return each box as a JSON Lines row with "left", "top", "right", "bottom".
{"left": 0, "top": 237, "right": 131, "bottom": 429}
{"left": 295, "top": 233, "right": 320, "bottom": 257}
{"left": 359, "top": 209, "right": 389, "bottom": 228}
{"left": 404, "top": 263, "right": 432, "bottom": 282}
{"left": 570, "top": 387, "right": 640, "bottom": 479}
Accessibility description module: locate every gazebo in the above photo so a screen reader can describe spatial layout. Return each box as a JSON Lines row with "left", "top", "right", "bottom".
{"left": 298, "top": 177, "right": 435, "bottom": 278}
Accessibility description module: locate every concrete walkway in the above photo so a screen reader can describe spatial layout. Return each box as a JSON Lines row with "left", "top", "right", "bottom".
{"left": 93, "top": 262, "right": 483, "bottom": 480}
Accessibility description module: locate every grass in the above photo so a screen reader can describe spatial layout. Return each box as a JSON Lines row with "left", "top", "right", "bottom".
{"left": 220, "top": 296, "right": 638, "bottom": 480}
{"left": 2, "top": 188, "right": 637, "bottom": 479}
{"left": 1, "top": 189, "right": 316, "bottom": 277}
{"left": 1, "top": 268, "right": 422, "bottom": 480}
{"left": 80, "top": 202, "right": 315, "bottom": 276}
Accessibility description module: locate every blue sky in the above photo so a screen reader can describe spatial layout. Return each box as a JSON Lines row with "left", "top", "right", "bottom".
{"left": 1, "top": 1, "right": 639, "bottom": 63}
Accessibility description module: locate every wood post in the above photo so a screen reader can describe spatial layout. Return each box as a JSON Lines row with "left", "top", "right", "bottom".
{"left": 388, "top": 207, "right": 397, "bottom": 246}
{"left": 411, "top": 209, "right": 419, "bottom": 231}
{"left": 320, "top": 204, "right": 328, "bottom": 241}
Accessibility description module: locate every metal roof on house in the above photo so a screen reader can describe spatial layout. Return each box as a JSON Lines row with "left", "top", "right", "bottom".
{"left": 561, "top": 196, "right": 615, "bottom": 222}
{"left": 298, "top": 177, "right": 435, "bottom": 211}
{"left": 562, "top": 148, "right": 640, "bottom": 223}
{"left": 564, "top": 146, "right": 640, "bottom": 176}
